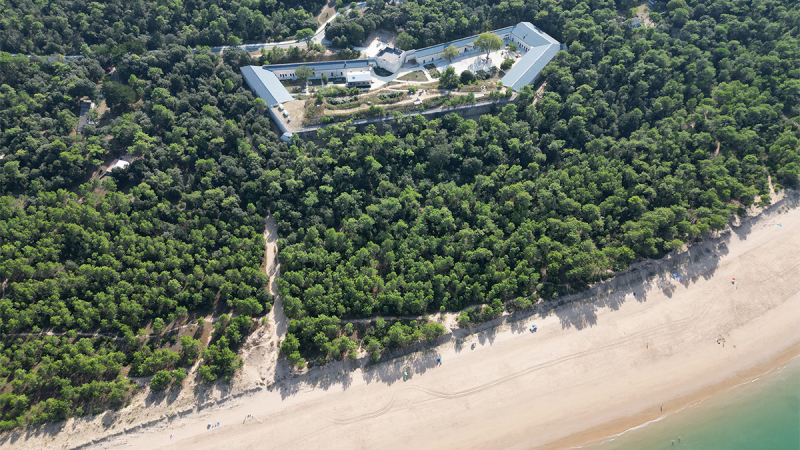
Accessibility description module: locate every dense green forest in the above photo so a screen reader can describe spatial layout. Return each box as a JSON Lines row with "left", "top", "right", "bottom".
{"left": 325, "top": 0, "right": 507, "bottom": 49}
{"left": 282, "top": 0, "right": 800, "bottom": 362}
{"left": 0, "top": 48, "right": 276, "bottom": 428}
{"left": 1, "top": 0, "right": 799, "bottom": 429}
{"left": 0, "top": 0, "right": 321, "bottom": 55}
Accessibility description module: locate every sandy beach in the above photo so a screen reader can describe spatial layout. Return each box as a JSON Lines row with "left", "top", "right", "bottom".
{"left": 3, "top": 194, "right": 799, "bottom": 450}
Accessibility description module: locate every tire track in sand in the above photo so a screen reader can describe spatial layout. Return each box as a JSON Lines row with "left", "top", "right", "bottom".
{"left": 317, "top": 257, "right": 800, "bottom": 426}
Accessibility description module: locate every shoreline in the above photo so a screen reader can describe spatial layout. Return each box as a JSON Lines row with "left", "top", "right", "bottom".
{"left": 552, "top": 344, "right": 800, "bottom": 450}
{"left": 1, "top": 194, "right": 799, "bottom": 450}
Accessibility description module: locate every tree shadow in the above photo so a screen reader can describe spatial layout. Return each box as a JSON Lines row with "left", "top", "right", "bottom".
{"left": 453, "top": 336, "right": 465, "bottom": 354}
{"left": 478, "top": 327, "right": 498, "bottom": 346}
{"left": 272, "top": 356, "right": 358, "bottom": 400}
{"left": 143, "top": 378, "right": 184, "bottom": 408}
{"left": 188, "top": 373, "right": 235, "bottom": 411}
{"left": 139, "top": 191, "right": 800, "bottom": 432}
{"left": 509, "top": 314, "right": 531, "bottom": 334}
{"left": 542, "top": 191, "right": 798, "bottom": 331}
{"left": 360, "top": 351, "right": 440, "bottom": 385}
{"left": 14, "top": 194, "right": 798, "bottom": 449}
{"left": 0, "top": 420, "right": 65, "bottom": 447}
{"left": 555, "top": 301, "right": 598, "bottom": 330}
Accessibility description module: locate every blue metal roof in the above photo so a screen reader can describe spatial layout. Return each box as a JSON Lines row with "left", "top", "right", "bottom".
{"left": 509, "top": 22, "right": 555, "bottom": 48}
{"left": 240, "top": 66, "right": 294, "bottom": 106}
{"left": 500, "top": 24, "right": 561, "bottom": 91}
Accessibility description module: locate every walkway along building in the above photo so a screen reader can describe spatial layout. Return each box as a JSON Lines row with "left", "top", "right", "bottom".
{"left": 241, "top": 22, "right": 562, "bottom": 130}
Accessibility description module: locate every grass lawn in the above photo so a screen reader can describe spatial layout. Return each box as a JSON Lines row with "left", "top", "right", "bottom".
{"left": 398, "top": 71, "right": 428, "bottom": 82}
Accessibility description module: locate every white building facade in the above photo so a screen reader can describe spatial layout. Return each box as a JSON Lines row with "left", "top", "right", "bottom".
{"left": 268, "top": 60, "right": 374, "bottom": 81}
{"left": 240, "top": 21, "right": 561, "bottom": 123}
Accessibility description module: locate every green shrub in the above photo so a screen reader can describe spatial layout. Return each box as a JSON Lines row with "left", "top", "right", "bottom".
{"left": 460, "top": 70, "right": 476, "bottom": 84}
{"left": 366, "top": 104, "right": 385, "bottom": 117}
{"left": 421, "top": 322, "right": 447, "bottom": 342}
{"left": 444, "top": 93, "right": 476, "bottom": 106}
{"left": 319, "top": 85, "right": 361, "bottom": 98}
{"left": 378, "top": 91, "right": 403, "bottom": 100}
{"left": 511, "top": 297, "right": 533, "bottom": 311}
{"left": 150, "top": 370, "right": 172, "bottom": 390}
{"left": 173, "top": 367, "right": 188, "bottom": 384}
{"left": 327, "top": 96, "right": 359, "bottom": 105}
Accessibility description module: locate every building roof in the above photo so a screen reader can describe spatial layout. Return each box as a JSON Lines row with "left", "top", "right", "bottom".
{"left": 106, "top": 160, "right": 130, "bottom": 172}
{"left": 240, "top": 66, "right": 294, "bottom": 107}
{"left": 376, "top": 46, "right": 404, "bottom": 64}
{"left": 347, "top": 72, "right": 372, "bottom": 83}
{"left": 76, "top": 100, "right": 96, "bottom": 134}
{"left": 500, "top": 24, "right": 561, "bottom": 91}
{"left": 413, "top": 26, "right": 515, "bottom": 59}
{"left": 265, "top": 59, "right": 371, "bottom": 72}
{"left": 509, "top": 22, "right": 555, "bottom": 48}
{"left": 377, "top": 46, "right": 403, "bottom": 57}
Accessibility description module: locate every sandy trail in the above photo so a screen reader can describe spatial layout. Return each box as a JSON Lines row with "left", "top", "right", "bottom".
{"left": 231, "top": 216, "right": 290, "bottom": 393}
{"left": 263, "top": 216, "right": 288, "bottom": 340}
{"left": 3, "top": 197, "right": 800, "bottom": 450}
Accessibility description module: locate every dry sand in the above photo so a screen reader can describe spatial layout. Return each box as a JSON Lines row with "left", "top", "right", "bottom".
{"left": 3, "top": 195, "right": 800, "bottom": 450}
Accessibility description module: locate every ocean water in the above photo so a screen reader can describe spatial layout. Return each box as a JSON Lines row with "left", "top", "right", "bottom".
{"left": 582, "top": 356, "right": 800, "bottom": 450}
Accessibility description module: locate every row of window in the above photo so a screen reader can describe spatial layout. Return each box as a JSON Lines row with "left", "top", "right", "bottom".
{"left": 506, "top": 36, "right": 530, "bottom": 52}
{"left": 277, "top": 71, "right": 346, "bottom": 78}
{"left": 419, "top": 45, "right": 474, "bottom": 64}
{"left": 418, "top": 33, "right": 535, "bottom": 64}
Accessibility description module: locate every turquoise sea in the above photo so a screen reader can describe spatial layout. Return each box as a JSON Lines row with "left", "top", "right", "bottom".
{"left": 581, "top": 356, "right": 800, "bottom": 450}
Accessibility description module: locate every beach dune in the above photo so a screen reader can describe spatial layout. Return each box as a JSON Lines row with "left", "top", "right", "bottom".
{"left": 4, "top": 196, "right": 799, "bottom": 450}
